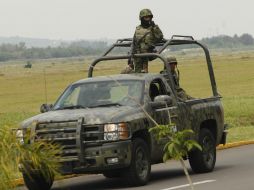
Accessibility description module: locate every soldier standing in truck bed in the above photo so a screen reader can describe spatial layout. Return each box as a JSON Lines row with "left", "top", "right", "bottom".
{"left": 133, "top": 9, "right": 164, "bottom": 73}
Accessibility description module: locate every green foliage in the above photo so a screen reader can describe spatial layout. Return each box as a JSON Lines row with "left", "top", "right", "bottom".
{"left": 150, "top": 124, "right": 202, "bottom": 190}
{"left": 149, "top": 125, "right": 201, "bottom": 162}
{"left": 0, "top": 126, "right": 61, "bottom": 190}
{"left": 149, "top": 123, "right": 175, "bottom": 141}
{"left": 20, "top": 137, "right": 61, "bottom": 177}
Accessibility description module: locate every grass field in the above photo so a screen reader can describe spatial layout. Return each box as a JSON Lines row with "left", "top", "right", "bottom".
{"left": 0, "top": 50, "right": 253, "bottom": 143}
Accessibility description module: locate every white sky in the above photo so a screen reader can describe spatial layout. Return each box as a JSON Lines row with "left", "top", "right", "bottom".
{"left": 0, "top": 0, "right": 253, "bottom": 40}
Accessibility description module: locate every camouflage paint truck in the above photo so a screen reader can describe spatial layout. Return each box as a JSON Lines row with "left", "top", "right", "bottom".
{"left": 20, "top": 36, "right": 227, "bottom": 190}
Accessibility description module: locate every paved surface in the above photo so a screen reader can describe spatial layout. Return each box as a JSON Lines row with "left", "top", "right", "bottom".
{"left": 20, "top": 144, "right": 254, "bottom": 190}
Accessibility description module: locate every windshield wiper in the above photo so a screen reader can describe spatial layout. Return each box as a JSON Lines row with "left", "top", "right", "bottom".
{"left": 88, "top": 103, "right": 123, "bottom": 108}
{"left": 55, "top": 105, "right": 87, "bottom": 110}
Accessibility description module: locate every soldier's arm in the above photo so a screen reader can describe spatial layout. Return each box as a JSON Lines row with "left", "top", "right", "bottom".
{"left": 152, "top": 25, "right": 164, "bottom": 41}
{"left": 132, "top": 28, "right": 139, "bottom": 53}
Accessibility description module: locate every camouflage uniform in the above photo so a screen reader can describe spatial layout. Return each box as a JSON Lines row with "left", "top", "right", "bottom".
{"left": 168, "top": 57, "right": 180, "bottom": 87}
{"left": 133, "top": 9, "right": 163, "bottom": 73}
{"left": 161, "top": 56, "right": 193, "bottom": 101}
{"left": 160, "top": 57, "right": 179, "bottom": 87}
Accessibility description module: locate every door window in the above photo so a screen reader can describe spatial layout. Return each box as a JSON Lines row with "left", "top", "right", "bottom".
{"left": 149, "top": 79, "right": 167, "bottom": 101}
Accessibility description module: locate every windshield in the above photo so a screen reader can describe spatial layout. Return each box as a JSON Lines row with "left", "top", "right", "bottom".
{"left": 53, "top": 80, "right": 144, "bottom": 110}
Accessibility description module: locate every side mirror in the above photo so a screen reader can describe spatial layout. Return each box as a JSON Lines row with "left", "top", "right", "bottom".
{"left": 40, "top": 104, "right": 53, "bottom": 113}
{"left": 150, "top": 95, "right": 173, "bottom": 109}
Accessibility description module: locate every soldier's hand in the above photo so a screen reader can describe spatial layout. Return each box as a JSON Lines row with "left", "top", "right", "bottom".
{"left": 161, "top": 38, "right": 167, "bottom": 43}
{"left": 128, "top": 63, "right": 134, "bottom": 69}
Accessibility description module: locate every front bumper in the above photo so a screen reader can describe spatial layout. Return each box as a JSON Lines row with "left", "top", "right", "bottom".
{"left": 60, "top": 140, "right": 132, "bottom": 174}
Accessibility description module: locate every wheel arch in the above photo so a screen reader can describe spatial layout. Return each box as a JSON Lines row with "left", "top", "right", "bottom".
{"left": 200, "top": 119, "right": 217, "bottom": 141}
{"left": 132, "top": 129, "right": 151, "bottom": 150}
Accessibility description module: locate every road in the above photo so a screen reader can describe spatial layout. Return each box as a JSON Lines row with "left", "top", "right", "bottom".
{"left": 19, "top": 144, "right": 254, "bottom": 190}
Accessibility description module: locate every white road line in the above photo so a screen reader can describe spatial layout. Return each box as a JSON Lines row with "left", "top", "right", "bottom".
{"left": 160, "top": 179, "right": 216, "bottom": 190}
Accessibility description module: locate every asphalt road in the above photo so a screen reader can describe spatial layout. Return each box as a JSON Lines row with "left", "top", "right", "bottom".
{"left": 20, "top": 144, "right": 254, "bottom": 190}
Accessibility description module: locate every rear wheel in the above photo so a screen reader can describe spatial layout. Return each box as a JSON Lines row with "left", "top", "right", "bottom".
{"left": 189, "top": 128, "right": 216, "bottom": 173}
{"left": 124, "top": 138, "right": 151, "bottom": 186}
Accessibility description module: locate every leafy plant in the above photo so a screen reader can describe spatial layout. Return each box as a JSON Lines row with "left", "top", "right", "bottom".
{"left": 150, "top": 123, "right": 201, "bottom": 190}
{"left": 0, "top": 125, "right": 61, "bottom": 190}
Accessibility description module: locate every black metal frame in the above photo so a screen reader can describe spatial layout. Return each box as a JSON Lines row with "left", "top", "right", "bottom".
{"left": 88, "top": 35, "right": 219, "bottom": 97}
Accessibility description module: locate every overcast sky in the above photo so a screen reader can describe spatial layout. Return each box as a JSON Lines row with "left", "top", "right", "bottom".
{"left": 0, "top": 0, "right": 253, "bottom": 40}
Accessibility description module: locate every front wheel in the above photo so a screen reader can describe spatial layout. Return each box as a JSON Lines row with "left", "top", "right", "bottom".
{"left": 124, "top": 138, "right": 151, "bottom": 186}
{"left": 189, "top": 128, "right": 216, "bottom": 173}
{"left": 22, "top": 171, "right": 54, "bottom": 190}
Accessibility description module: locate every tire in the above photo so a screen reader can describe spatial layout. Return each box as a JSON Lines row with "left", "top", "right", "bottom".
{"left": 124, "top": 138, "right": 151, "bottom": 186}
{"left": 22, "top": 171, "right": 54, "bottom": 190}
{"left": 103, "top": 169, "right": 122, "bottom": 178}
{"left": 189, "top": 128, "right": 216, "bottom": 173}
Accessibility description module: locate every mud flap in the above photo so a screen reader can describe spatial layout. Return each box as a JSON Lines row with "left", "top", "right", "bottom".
{"left": 220, "top": 124, "right": 228, "bottom": 145}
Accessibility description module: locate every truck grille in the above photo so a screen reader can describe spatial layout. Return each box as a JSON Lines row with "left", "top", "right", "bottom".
{"left": 82, "top": 124, "right": 104, "bottom": 144}
{"left": 34, "top": 120, "right": 106, "bottom": 163}
{"left": 35, "top": 120, "right": 78, "bottom": 162}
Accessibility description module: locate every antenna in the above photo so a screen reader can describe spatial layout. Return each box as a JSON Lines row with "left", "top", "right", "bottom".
{"left": 43, "top": 68, "right": 48, "bottom": 103}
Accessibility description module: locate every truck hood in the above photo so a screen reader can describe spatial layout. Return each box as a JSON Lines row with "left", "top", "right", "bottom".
{"left": 21, "top": 106, "right": 144, "bottom": 128}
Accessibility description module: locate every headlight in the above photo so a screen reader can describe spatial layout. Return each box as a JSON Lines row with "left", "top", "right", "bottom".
{"left": 16, "top": 129, "right": 24, "bottom": 144}
{"left": 16, "top": 127, "right": 32, "bottom": 144}
{"left": 104, "top": 123, "right": 129, "bottom": 141}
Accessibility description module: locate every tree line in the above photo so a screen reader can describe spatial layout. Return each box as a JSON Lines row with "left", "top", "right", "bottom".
{"left": 201, "top": 33, "right": 254, "bottom": 48}
{"left": 0, "top": 34, "right": 253, "bottom": 62}
{"left": 0, "top": 41, "right": 108, "bottom": 62}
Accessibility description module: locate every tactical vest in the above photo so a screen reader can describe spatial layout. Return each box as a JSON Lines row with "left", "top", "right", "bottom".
{"left": 134, "top": 25, "right": 155, "bottom": 53}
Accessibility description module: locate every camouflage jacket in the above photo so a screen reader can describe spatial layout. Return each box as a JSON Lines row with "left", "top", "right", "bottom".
{"left": 172, "top": 71, "right": 179, "bottom": 87}
{"left": 160, "top": 70, "right": 180, "bottom": 87}
{"left": 133, "top": 24, "right": 163, "bottom": 53}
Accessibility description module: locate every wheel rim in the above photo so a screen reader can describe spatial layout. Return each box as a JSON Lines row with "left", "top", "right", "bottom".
{"left": 135, "top": 146, "right": 149, "bottom": 179}
{"left": 202, "top": 135, "right": 215, "bottom": 167}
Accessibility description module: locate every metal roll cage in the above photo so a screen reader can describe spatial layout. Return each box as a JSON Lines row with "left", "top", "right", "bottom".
{"left": 88, "top": 35, "right": 219, "bottom": 96}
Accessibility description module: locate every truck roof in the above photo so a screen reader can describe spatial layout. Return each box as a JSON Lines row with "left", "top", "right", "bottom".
{"left": 73, "top": 73, "right": 163, "bottom": 85}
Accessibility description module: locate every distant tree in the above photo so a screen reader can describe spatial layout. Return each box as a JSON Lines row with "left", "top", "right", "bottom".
{"left": 201, "top": 34, "right": 254, "bottom": 48}
{"left": 239, "top": 33, "right": 254, "bottom": 45}
{"left": 18, "top": 42, "right": 26, "bottom": 50}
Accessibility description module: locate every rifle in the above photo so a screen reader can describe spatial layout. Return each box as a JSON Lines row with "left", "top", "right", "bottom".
{"left": 127, "top": 35, "right": 135, "bottom": 69}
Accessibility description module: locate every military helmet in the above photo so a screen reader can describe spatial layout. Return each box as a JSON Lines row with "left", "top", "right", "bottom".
{"left": 166, "top": 56, "right": 177, "bottom": 64}
{"left": 139, "top": 9, "right": 153, "bottom": 20}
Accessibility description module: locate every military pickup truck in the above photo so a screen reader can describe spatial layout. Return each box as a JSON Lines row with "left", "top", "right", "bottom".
{"left": 20, "top": 36, "right": 227, "bottom": 190}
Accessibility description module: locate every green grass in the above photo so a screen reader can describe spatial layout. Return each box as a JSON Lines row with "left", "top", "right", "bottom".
{"left": 0, "top": 51, "right": 253, "bottom": 142}
{"left": 227, "top": 126, "right": 254, "bottom": 143}
{"left": 0, "top": 112, "right": 36, "bottom": 127}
